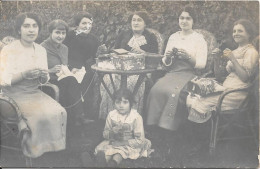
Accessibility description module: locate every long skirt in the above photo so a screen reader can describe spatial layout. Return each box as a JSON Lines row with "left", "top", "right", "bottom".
{"left": 187, "top": 83, "right": 248, "bottom": 123}
{"left": 6, "top": 90, "right": 67, "bottom": 158}
{"left": 146, "top": 71, "right": 195, "bottom": 131}
{"left": 51, "top": 76, "right": 85, "bottom": 139}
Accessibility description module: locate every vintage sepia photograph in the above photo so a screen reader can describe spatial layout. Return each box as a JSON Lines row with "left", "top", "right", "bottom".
{"left": 0, "top": 0, "right": 259, "bottom": 168}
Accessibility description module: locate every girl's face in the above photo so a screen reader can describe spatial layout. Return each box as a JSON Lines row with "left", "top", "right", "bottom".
{"left": 131, "top": 14, "right": 146, "bottom": 32}
{"left": 179, "top": 12, "right": 193, "bottom": 31}
{"left": 233, "top": 24, "right": 250, "bottom": 45}
{"left": 114, "top": 97, "right": 131, "bottom": 115}
{"left": 78, "top": 17, "right": 92, "bottom": 34}
{"left": 51, "top": 28, "right": 66, "bottom": 44}
{"left": 20, "top": 18, "right": 39, "bottom": 44}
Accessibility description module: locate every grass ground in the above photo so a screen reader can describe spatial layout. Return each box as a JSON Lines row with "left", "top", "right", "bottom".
{"left": 0, "top": 119, "right": 258, "bottom": 168}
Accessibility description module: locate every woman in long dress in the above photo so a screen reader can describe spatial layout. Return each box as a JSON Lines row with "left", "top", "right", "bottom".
{"left": 187, "top": 19, "right": 259, "bottom": 123}
{"left": 99, "top": 11, "right": 159, "bottom": 120}
{"left": 63, "top": 12, "right": 100, "bottom": 121}
{"left": 146, "top": 6, "right": 207, "bottom": 131}
{"left": 0, "top": 13, "right": 67, "bottom": 158}
{"left": 41, "top": 19, "right": 85, "bottom": 140}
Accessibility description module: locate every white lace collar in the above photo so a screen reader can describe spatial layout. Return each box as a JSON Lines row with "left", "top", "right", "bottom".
{"left": 128, "top": 35, "right": 147, "bottom": 50}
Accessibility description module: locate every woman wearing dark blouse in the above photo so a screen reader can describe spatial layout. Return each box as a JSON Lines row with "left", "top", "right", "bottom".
{"left": 64, "top": 12, "right": 101, "bottom": 120}
{"left": 114, "top": 27, "right": 158, "bottom": 54}
{"left": 41, "top": 19, "right": 86, "bottom": 140}
{"left": 99, "top": 11, "right": 159, "bottom": 119}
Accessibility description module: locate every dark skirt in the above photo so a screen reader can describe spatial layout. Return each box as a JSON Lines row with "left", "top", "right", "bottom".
{"left": 146, "top": 70, "right": 195, "bottom": 131}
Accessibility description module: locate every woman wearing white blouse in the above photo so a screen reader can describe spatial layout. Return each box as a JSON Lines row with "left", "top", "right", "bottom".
{"left": 0, "top": 13, "right": 67, "bottom": 158}
{"left": 146, "top": 6, "right": 207, "bottom": 131}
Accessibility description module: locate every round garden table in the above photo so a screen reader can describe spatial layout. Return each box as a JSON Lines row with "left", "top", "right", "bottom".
{"left": 91, "top": 64, "right": 159, "bottom": 99}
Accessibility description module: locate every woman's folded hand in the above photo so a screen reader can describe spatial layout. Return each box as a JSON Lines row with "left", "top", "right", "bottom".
{"left": 211, "top": 48, "right": 221, "bottom": 55}
{"left": 223, "top": 48, "right": 234, "bottom": 60}
{"left": 49, "top": 65, "right": 62, "bottom": 73}
{"left": 39, "top": 69, "right": 49, "bottom": 78}
{"left": 177, "top": 49, "right": 191, "bottom": 60}
{"left": 22, "top": 69, "right": 41, "bottom": 79}
{"left": 165, "top": 50, "right": 173, "bottom": 59}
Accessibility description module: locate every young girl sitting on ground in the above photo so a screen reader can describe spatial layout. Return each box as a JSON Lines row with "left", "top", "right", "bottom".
{"left": 95, "top": 88, "right": 153, "bottom": 167}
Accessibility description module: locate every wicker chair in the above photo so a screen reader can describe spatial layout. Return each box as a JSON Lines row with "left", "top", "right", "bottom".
{"left": 199, "top": 35, "right": 259, "bottom": 155}
{"left": 194, "top": 29, "right": 218, "bottom": 77}
{"left": 208, "top": 58, "right": 259, "bottom": 156}
{"left": 0, "top": 83, "right": 59, "bottom": 166}
{"left": 146, "top": 28, "right": 164, "bottom": 55}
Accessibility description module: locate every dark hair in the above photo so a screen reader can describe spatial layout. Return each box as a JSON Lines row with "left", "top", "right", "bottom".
{"left": 233, "top": 19, "right": 256, "bottom": 42}
{"left": 15, "top": 13, "right": 42, "bottom": 35}
{"left": 73, "top": 12, "right": 93, "bottom": 26}
{"left": 128, "top": 11, "right": 152, "bottom": 25}
{"left": 178, "top": 5, "right": 197, "bottom": 24}
{"left": 113, "top": 88, "right": 135, "bottom": 108}
{"left": 48, "top": 19, "right": 69, "bottom": 34}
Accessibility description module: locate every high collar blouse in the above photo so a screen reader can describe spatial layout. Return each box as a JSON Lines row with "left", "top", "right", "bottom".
{"left": 164, "top": 31, "right": 208, "bottom": 69}
{"left": 0, "top": 40, "right": 48, "bottom": 89}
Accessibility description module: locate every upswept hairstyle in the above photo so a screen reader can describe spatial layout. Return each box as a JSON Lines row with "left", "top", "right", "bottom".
{"left": 113, "top": 88, "right": 136, "bottom": 108}
{"left": 128, "top": 11, "right": 152, "bottom": 25}
{"left": 178, "top": 5, "right": 197, "bottom": 24}
{"left": 15, "top": 12, "right": 42, "bottom": 35}
{"left": 233, "top": 19, "right": 257, "bottom": 42}
{"left": 73, "top": 12, "right": 93, "bottom": 26}
{"left": 48, "top": 19, "right": 69, "bottom": 34}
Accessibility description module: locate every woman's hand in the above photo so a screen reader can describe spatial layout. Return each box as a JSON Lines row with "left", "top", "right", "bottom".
{"left": 49, "top": 65, "right": 62, "bottom": 73}
{"left": 39, "top": 70, "right": 49, "bottom": 79}
{"left": 165, "top": 50, "right": 173, "bottom": 59}
{"left": 177, "top": 49, "right": 191, "bottom": 60}
{"left": 22, "top": 69, "right": 41, "bottom": 79}
{"left": 211, "top": 48, "right": 222, "bottom": 55}
{"left": 223, "top": 48, "right": 235, "bottom": 60}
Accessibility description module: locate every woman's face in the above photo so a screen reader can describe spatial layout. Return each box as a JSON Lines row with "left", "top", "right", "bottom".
{"left": 78, "top": 17, "right": 92, "bottom": 34}
{"left": 20, "top": 18, "right": 39, "bottom": 44}
{"left": 179, "top": 12, "right": 193, "bottom": 31}
{"left": 233, "top": 24, "right": 250, "bottom": 45}
{"left": 131, "top": 14, "right": 146, "bottom": 32}
{"left": 51, "top": 28, "right": 66, "bottom": 44}
{"left": 114, "top": 97, "right": 131, "bottom": 115}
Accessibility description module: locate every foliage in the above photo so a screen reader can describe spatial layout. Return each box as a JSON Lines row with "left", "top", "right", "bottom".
{"left": 0, "top": 1, "right": 258, "bottom": 50}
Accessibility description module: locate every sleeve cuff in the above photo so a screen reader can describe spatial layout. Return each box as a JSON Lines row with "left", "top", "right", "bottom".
{"left": 162, "top": 57, "right": 172, "bottom": 66}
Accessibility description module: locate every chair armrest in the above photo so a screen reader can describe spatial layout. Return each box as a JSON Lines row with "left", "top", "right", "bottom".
{"left": 0, "top": 92, "right": 22, "bottom": 122}
{"left": 215, "top": 85, "right": 252, "bottom": 116}
{"left": 39, "top": 82, "right": 59, "bottom": 101}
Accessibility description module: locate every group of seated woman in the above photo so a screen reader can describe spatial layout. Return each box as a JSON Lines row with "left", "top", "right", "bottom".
{"left": 0, "top": 4, "right": 258, "bottom": 167}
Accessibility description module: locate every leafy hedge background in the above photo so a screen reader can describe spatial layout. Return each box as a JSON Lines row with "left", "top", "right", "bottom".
{"left": 0, "top": 1, "right": 258, "bottom": 51}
